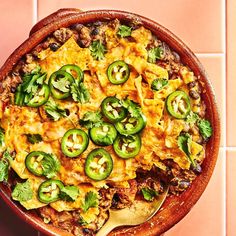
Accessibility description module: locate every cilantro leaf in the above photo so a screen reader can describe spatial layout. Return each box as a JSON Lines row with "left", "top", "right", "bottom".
{"left": 35, "top": 73, "right": 47, "bottom": 85}
{"left": 197, "top": 119, "right": 213, "bottom": 140}
{"left": 117, "top": 25, "right": 132, "bottom": 38}
{"left": 82, "top": 191, "right": 98, "bottom": 212}
{"left": 147, "top": 47, "right": 163, "bottom": 63}
{"left": 0, "top": 127, "right": 5, "bottom": 148}
{"left": 15, "top": 66, "right": 47, "bottom": 106}
{"left": 151, "top": 78, "right": 168, "bottom": 91}
{"left": 25, "top": 134, "right": 42, "bottom": 144}
{"left": 185, "top": 111, "right": 199, "bottom": 126}
{"left": 42, "top": 154, "right": 60, "bottom": 179}
{"left": 51, "top": 76, "right": 71, "bottom": 93}
{"left": 89, "top": 40, "right": 106, "bottom": 60}
{"left": 141, "top": 187, "right": 158, "bottom": 201}
{"left": 120, "top": 98, "right": 142, "bottom": 118}
{"left": 59, "top": 186, "right": 80, "bottom": 202}
{"left": 0, "top": 150, "right": 13, "bottom": 182}
{"left": 44, "top": 98, "right": 67, "bottom": 121}
{"left": 79, "top": 111, "right": 103, "bottom": 129}
{"left": 178, "top": 133, "right": 196, "bottom": 167}
{"left": 0, "top": 160, "right": 8, "bottom": 182}
{"left": 12, "top": 180, "right": 33, "bottom": 202}
{"left": 71, "top": 82, "right": 90, "bottom": 104}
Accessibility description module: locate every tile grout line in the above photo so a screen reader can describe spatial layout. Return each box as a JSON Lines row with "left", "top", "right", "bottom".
{"left": 225, "top": 1, "right": 229, "bottom": 235}
{"left": 32, "top": 0, "right": 38, "bottom": 25}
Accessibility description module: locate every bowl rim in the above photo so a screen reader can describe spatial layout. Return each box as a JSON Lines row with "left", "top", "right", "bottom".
{"left": 0, "top": 9, "right": 221, "bottom": 236}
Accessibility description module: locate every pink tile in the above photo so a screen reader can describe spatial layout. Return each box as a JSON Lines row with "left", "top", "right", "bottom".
{"left": 165, "top": 149, "right": 225, "bottom": 236}
{"left": 37, "top": 0, "right": 224, "bottom": 53}
{"left": 226, "top": 0, "right": 236, "bottom": 147}
{"left": 0, "top": 200, "right": 38, "bottom": 236}
{"left": 0, "top": 0, "right": 34, "bottom": 67}
{"left": 226, "top": 151, "right": 236, "bottom": 236}
{"left": 197, "top": 56, "right": 224, "bottom": 147}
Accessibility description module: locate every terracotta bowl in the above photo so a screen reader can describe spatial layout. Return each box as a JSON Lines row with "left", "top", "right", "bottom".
{"left": 0, "top": 9, "right": 220, "bottom": 236}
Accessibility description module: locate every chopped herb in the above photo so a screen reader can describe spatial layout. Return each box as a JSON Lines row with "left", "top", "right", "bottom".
{"left": 82, "top": 191, "right": 98, "bottom": 212}
{"left": 12, "top": 180, "right": 33, "bottom": 202}
{"left": 25, "top": 134, "right": 42, "bottom": 144}
{"left": 197, "top": 119, "right": 213, "bottom": 140}
{"left": 147, "top": 47, "right": 163, "bottom": 63}
{"left": 89, "top": 40, "right": 106, "bottom": 60}
{"left": 186, "top": 111, "right": 199, "bottom": 126}
{"left": 41, "top": 154, "right": 60, "bottom": 179}
{"left": 79, "top": 111, "right": 103, "bottom": 129}
{"left": 141, "top": 187, "right": 158, "bottom": 201}
{"left": 14, "top": 67, "right": 47, "bottom": 106}
{"left": 59, "top": 186, "right": 80, "bottom": 202}
{"left": 44, "top": 98, "right": 67, "bottom": 121}
{"left": 0, "top": 127, "right": 5, "bottom": 148}
{"left": 0, "top": 150, "right": 13, "bottom": 182}
{"left": 117, "top": 25, "right": 132, "bottom": 38}
{"left": 151, "top": 78, "right": 168, "bottom": 91}
{"left": 121, "top": 98, "right": 142, "bottom": 118}
{"left": 71, "top": 82, "right": 90, "bottom": 104}
{"left": 178, "top": 133, "right": 196, "bottom": 167}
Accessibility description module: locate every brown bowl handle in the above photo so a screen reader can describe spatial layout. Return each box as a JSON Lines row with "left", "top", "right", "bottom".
{"left": 30, "top": 8, "right": 82, "bottom": 35}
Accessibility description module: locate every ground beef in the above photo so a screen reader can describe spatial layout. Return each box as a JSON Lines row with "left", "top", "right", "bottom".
{"left": 99, "top": 188, "right": 116, "bottom": 211}
{"left": 157, "top": 160, "right": 198, "bottom": 195}
{"left": 53, "top": 28, "right": 73, "bottom": 43}
{"left": 39, "top": 207, "right": 87, "bottom": 236}
{"left": 112, "top": 179, "right": 138, "bottom": 209}
{"left": 76, "top": 26, "right": 92, "bottom": 48}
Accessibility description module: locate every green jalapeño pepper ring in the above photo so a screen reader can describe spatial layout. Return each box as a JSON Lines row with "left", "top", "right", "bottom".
{"left": 38, "top": 179, "right": 64, "bottom": 204}
{"left": 60, "top": 64, "right": 84, "bottom": 83}
{"left": 115, "top": 114, "right": 146, "bottom": 135}
{"left": 89, "top": 122, "right": 117, "bottom": 146}
{"left": 107, "top": 60, "right": 130, "bottom": 85}
{"left": 101, "top": 97, "right": 127, "bottom": 122}
{"left": 61, "top": 129, "right": 89, "bottom": 158}
{"left": 166, "top": 91, "right": 191, "bottom": 119}
{"left": 49, "top": 70, "right": 74, "bottom": 99}
{"left": 26, "top": 84, "right": 50, "bottom": 107}
{"left": 85, "top": 148, "right": 113, "bottom": 181}
{"left": 113, "top": 134, "right": 141, "bottom": 159}
{"left": 25, "top": 151, "right": 57, "bottom": 177}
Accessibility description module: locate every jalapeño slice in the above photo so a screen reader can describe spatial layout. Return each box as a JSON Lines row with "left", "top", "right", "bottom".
{"left": 38, "top": 179, "right": 64, "bottom": 204}
{"left": 101, "top": 96, "right": 127, "bottom": 123}
{"left": 166, "top": 91, "right": 191, "bottom": 119}
{"left": 89, "top": 123, "right": 117, "bottom": 146}
{"left": 60, "top": 64, "right": 84, "bottom": 83}
{"left": 49, "top": 70, "right": 74, "bottom": 99}
{"left": 26, "top": 84, "right": 50, "bottom": 107}
{"left": 113, "top": 134, "right": 141, "bottom": 159}
{"left": 107, "top": 60, "right": 130, "bottom": 85}
{"left": 85, "top": 148, "right": 113, "bottom": 181}
{"left": 61, "top": 129, "right": 89, "bottom": 158}
{"left": 115, "top": 114, "right": 146, "bottom": 135}
{"left": 25, "top": 151, "right": 51, "bottom": 177}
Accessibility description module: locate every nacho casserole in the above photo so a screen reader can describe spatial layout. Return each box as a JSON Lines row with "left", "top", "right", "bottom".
{"left": 0, "top": 19, "right": 213, "bottom": 235}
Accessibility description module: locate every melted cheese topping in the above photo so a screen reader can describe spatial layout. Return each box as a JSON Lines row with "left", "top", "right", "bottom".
{"left": 1, "top": 25, "right": 204, "bottom": 215}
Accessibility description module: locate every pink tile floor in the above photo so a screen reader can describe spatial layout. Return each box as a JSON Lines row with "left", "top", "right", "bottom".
{"left": 0, "top": 0, "right": 235, "bottom": 235}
